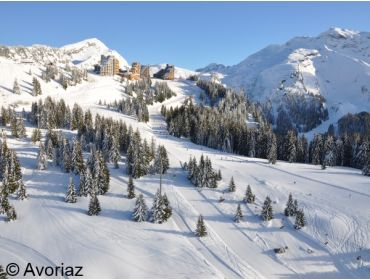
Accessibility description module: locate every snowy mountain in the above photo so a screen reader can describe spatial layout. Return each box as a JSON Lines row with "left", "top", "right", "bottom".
{"left": 0, "top": 38, "right": 129, "bottom": 69}
{"left": 200, "top": 27, "right": 370, "bottom": 133}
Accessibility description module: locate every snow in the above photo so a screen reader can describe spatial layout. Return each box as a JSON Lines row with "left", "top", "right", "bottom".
{"left": 61, "top": 38, "right": 129, "bottom": 69}
{"left": 0, "top": 36, "right": 369, "bottom": 278}
{"left": 205, "top": 27, "right": 370, "bottom": 132}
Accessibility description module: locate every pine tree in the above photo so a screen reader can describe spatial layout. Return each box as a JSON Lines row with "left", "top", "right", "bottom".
{"left": 6, "top": 206, "right": 17, "bottom": 221}
{"left": 195, "top": 215, "right": 207, "bottom": 237}
{"left": 16, "top": 117, "right": 26, "bottom": 138}
{"left": 17, "top": 181, "right": 27, "bottom": 200}
{"left": 127, "top": 176, "right": 136, "bottom": 199}
{"left": 228, "top": 177, "right": 236, "bottom": 192}
{"left": 63, "top": 139, "right": 72, "bottom": 173}
{"left": 362, "top": 147, "right": 370, "bottom": 176}
{"left": 65, "top": 177, "right": 77, "bottom": 203}
{"left": 150, "top": 189, "right": 166, "bottom": 224}
{"left": 284, "top": 193, "right": 296, "bottom": 216}
{"left": 31, "top": 128, "right": 41, "bottom": 143}
{"left": 162, "top": 193, "right": 172, "bottom": 220}
{"left": 261, "top": 196, "right": 274, "bottom": 221}
{"left": 132, "top": 194, "right": 148, "bottom": 222}
{"left": 77, "top": 167, "right": 89, "bottom": 197}
{"left": 217, "top": 169, "right": 222, "bottom": 181}
{"left": 13, "top": 78, "right": 21, "bottom": 95}
{"left": 234, "top": 204, "right": 243, "bottom": 223}
{"left": 110, "top": 135, "right": 120, "bottom": 169}
{"left": 154, "top": 145, "right": 170, "bottom": 174}
{"left": 72, "top": 139, "right": 84, "bottom": 174}
{"left": 37, "top": 142, "right": 48, "bottom": 170}
{"left": 267, "top": 133, "right": 277, "bottom": 164}
{"left": 286, "top": 130, "right": 297, "bottom": 163}
{"left": 293, "top": 199, "right": 298, "bottom": 214}
{"left": 87, "top": 193, "right": 101, "bottom": 216}
{"left": 32, "top": 77, "right": 42, "bottom": 96}
{"left": 244, "top": 184, "right": 255, "bottom": 203}
{"left": 294, "top": 209, "right": 306, "bottom": 230}
{"left": 0, "top": 265, "right": 7, "bottom": 279}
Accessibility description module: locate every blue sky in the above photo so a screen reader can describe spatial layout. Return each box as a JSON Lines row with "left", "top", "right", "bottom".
{"left": 1, "top": 1, "right": 370, "bottom": 70}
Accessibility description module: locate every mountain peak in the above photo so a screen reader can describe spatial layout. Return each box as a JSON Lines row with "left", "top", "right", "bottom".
{"left": 319, "top": 27, "right": 359, "bottom": 39}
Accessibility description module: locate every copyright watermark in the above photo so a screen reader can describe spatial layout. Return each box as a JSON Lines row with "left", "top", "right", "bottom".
{"left": 4, "top": 263, "right": 83, "bottom": 277}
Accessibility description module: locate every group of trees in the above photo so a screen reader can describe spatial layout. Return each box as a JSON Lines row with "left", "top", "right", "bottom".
{"left": 28, "top": 97, "right": 174, "bottom": 217}
{"left": 163, "top": 96, "right": 273, "bottom": 158}
{"left": 109, "top": 80, "right": 176, "bottom": 122}
{"left": 0, "top": 107, "right": 27, "bottom": 139}
{"left": 183, "top": 155, "right": 221, "bottom": 189}
{"left": 0, "top": 134, "right": 27, "bottom": 222}
{"left": 42, "top": 62, "right": 88, "bottom": 89}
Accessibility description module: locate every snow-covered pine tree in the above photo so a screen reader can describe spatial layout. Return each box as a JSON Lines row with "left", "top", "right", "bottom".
{"left": 87, "top": 193, "right": 101, "bottom": 216}
{"left": 71, "top": 139, "right": 84, "bottom": 174}
{"left": 31, "top": 128, "right": 41, "bottom": 143}
{"left": 234, "top": 204, "right": 243, "bottom": 223}
{"left": 6, "top": 205, "right": 17, "bottom": 221}
{"left": 244, "top": 184, "right": 255, "bottom": 203}
{"left": 261, "top": 196, "right": 274, "bottom": 221}
{"left": 37, "top": 142, "right": 48, "bottom": 170}
{"left": 362, "top": 146, "right": 370, "bottom": 176}
{"left": 63, "top": 139, "right": 72, "bottom": 173}
{"left": 110, "top": 135, "right": 120, "bottom": 169}
{"left": 228, "top": 176, "right": 236, "bottom": 192}
{"left": 32, "top": 77, "right": 42, "bottom": 96}
{"left": 286, "top": 130, "right": 297, "bottom": 163}
{"left": 150, "top": 189, "right": 166, "bottom": 224}
{"left": 65, "top": 177, "right": 77, "bottom": 203}
{"left": 127, "top": 176, "right": 136, "bottom": 199}
{"left": 267, "top": 133, "right": 277, "bottom": 164}
{"left": 77, "top": 167, "right": 89, "bottom": 197}
{"left": 323, "top": 136, "right": 336, "bottom": 167}
{"left": 17, "top": 181, "right": 27, "bottom": 200}
{"left": 217, "top": 169, "right": 222, "bottom": 181}
{"left": 284, "top": 193, "right": 296, "bottom": 217}
{"left": 162, "top": 193, "right": 172, "bottom": 220}
{"left": 195, "top": 215, "right": 207, "bottom": 237}
{"left": 85, "top": 168, "right": 94, "bottom": 196}
{"left": 10, "top": 114, "right": 19, "bottom": 138}
{"left": 17, "top": 117, "right": 26, "bottom": 138}
{"left": 0, "top": 265, "right": 7, "bottom": 279}
{"left": 293, "top": 199, "right": 298, "bottom": 214}
{"left": 13, "top": 78, "right": 21, "bottom": 95}
{"left": 132, "top": 194, "right": 148, "bottom": 222}
{"left": 154, "top": 145, "right": 170, "bottom": 174}
{"left": 294, "top": 209, "right": 306, "bottom": 230}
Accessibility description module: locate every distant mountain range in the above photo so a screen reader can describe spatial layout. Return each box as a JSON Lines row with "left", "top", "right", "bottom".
{"left": 198, "top": 27, "right": 370, "bottom": 134}
{"left": 1, "top": 27, "right": 369, "bottom": 134}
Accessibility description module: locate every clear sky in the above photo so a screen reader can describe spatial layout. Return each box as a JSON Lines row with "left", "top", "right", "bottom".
{"left": 1, "top": 1, "right": 370, "bottom": 70}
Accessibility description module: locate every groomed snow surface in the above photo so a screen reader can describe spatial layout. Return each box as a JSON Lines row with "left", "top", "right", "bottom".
{"left": 0, "top": 60, "right": 369, "bottom": 278}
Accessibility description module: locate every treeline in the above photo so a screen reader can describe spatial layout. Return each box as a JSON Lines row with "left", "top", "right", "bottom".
{"left": 272, "top": 93, "right": 329, "bottom": 134}
{"left": 162, "top": 80, "right": 369, "bottom": 176}
{"left": 337, "top": 112, "right": 370, "bottom": 138}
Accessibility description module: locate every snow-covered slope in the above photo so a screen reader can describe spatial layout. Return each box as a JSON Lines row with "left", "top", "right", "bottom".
{"left": 0, "top": 76, "right": 369, "bottom": 278}
{"left": 0, "top": 38, "right": 129, "bottom": 69}
{"left": 200, "top": 27, "right": 370, "bottom": 133}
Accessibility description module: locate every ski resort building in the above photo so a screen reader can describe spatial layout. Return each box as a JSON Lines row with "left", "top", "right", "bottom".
{"left": 154, "top": 64, "right": 175, "bottom": 80}
{"left": 100, "top": 55, "right": 120, "bottom": 76}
